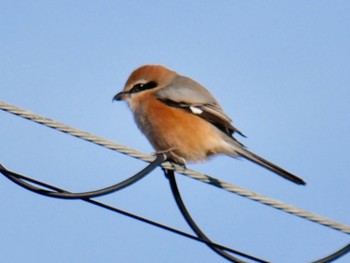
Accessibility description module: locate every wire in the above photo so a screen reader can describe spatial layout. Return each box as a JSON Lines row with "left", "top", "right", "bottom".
{"left": 165, "top": 168, "right": 268, "bottom": 263}
{"left": 0, "top": 154, "right": 166, "bottom": 199}
{"left": 0, "top": 162, "right": 267, "bottom": 262}
{"left": 311, "top": 243, "right": 350, "bottom": 263}
{"left": 1, "top": 163, "right": 349, "bottom": 263}
{"left": 1, "top": 100, "right": 349, "bottom": 235}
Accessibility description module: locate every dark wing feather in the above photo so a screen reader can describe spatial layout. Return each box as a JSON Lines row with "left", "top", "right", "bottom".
{"left": 200, "top": 103, "right": 246, "bottom": 138}
{"left": 159, "top": 98, "right": 245, "bottom": 147}
{"left": 156, "top": 75, "right": 245, "bottom": 140}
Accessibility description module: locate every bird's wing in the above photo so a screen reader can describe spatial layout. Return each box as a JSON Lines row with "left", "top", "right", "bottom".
{"left": 155, "top": 75, "right": 245, "bottom": 138}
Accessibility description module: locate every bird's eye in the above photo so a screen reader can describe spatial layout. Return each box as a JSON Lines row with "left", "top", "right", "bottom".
{"left": 129, "top": 81, "right": 158, "bottom": 94}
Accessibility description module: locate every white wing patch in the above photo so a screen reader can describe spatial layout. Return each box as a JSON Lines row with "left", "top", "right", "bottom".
{"left": 190, "top": 106, "right": 203, "bottom": 115}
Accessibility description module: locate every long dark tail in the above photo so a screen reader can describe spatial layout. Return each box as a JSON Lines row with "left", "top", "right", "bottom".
{"left": 235, "top": 147, "right": 306, "bottom": 185}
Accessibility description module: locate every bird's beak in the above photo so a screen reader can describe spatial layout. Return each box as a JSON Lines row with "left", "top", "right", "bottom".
{"left": 113, "top": 91, "right": 127, "bottom": 101}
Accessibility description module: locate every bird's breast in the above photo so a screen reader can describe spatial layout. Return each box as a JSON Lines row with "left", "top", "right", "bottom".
{"left": 131, "top": 93, "right": 233, "bottom": 163}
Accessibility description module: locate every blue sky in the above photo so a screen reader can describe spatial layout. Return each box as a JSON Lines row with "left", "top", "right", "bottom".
{"left": 1, "top": 1, "right": 349, "bottom": 262}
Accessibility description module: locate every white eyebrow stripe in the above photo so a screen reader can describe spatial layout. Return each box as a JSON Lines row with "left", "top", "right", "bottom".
{"left": 190, "top": 106, "right": 203, "bottom": 115}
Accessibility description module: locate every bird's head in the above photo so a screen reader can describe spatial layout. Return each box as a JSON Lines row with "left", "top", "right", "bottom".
{"left": 113, "top": 65, "right": 177, "bottom": 104}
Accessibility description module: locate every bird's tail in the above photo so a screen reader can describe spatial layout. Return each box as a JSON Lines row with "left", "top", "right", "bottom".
{"left": 232, "top": 147, "right": 306, "bottom": 185}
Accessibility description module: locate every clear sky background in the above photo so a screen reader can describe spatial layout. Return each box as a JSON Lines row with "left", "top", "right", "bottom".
{"left": 1, "top": 1, "right": 349, "bottom": 262}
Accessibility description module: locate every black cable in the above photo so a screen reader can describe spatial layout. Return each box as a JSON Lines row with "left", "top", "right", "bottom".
{"left": 311, "top": 243, "right": 350, "bottom": 263}
{"left": 0, "top": 161, "right": 262, "bottom": 259}
{"left": 165, "top": 168, "right": 269, "bottom": 263}
{"left": 0, "top": 154, "right": 166, "bottom": 199}
{"left": 1, "top": 162, "right": 349, "bottom": 262}
{"left": 84, "top": 199, "right": 254, "bottom": 256}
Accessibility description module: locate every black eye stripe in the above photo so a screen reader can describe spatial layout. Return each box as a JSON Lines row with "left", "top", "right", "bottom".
{"left": 129, "top": 81, "right": 158, "bottom": 94}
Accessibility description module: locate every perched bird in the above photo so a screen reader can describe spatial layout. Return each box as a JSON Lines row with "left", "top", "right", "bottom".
{"left": 114, "top": 65, "right": 305, "bottom": 185}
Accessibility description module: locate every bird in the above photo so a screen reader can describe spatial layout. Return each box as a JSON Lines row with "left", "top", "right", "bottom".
{"left": 113, "top": 65, "right": 305, "bottom": 185}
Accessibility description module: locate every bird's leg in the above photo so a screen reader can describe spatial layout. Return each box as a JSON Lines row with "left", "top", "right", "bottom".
{"left": 154, "top": 146, "right": 177, "bottom": 155}
{"left": 154, "top": 147, "right": 187, "bottom": 167}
